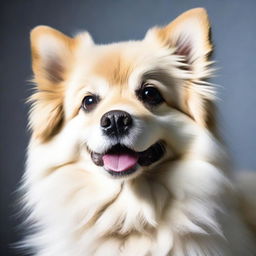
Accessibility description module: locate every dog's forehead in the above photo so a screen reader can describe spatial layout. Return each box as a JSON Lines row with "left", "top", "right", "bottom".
{"left": 91, "top": 47, "right": 133, "bottom": 85}
{"left": 83, "top": 41, "right": 155, "bottom": 86}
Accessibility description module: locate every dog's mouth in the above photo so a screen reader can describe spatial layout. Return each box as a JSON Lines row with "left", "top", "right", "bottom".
{"left": 90, "top": 141, "right": 165, "bottom": 177}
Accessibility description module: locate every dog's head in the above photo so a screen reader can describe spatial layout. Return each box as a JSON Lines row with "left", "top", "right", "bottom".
{"left": 29, "top": 8, "right": 216, "bottom": 180}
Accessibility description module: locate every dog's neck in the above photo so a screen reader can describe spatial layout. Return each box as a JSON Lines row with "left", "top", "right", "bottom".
{"left": 93, "top": 177, "right": 169, "bottom": 235}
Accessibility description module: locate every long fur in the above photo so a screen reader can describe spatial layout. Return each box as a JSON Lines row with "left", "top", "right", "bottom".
{"left": 20, "top": 8, "right": 256, "bottom": 256}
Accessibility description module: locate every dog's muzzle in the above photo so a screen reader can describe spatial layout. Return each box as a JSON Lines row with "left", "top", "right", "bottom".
{"left": 89, "top": 110, "right": 166, "bottom": 178}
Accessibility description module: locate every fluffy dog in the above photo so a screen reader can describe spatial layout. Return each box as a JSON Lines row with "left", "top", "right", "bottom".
{"left": 21, "top": 8, "right": 256, "bottom": 256}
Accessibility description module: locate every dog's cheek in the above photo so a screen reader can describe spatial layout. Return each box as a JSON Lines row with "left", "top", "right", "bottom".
{"left": 150, "top": 110, "right": 195, "bottom": 156}
{"left": 120, "top": 117, "right": 163, "bottom": 152}
{"left": 26, "top": 116, "right": 86, "bottom": 183}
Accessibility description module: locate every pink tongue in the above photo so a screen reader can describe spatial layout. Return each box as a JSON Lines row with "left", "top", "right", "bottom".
{"left": 103, "top": 153, "right": 138, "bottom": 172}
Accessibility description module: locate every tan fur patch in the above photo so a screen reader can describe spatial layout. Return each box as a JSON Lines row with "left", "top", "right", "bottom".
{"left": 91, "top": 49, "right": 134, "bottom": 86}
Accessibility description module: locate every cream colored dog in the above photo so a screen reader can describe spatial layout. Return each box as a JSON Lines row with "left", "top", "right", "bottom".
{"left": 21, "top": 8, "right": 256, "bottom": 256}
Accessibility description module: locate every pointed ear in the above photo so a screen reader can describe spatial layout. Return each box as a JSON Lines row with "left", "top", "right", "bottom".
{"left": 31, "top": 25, "right": 74, "bottom": 85}
{"left": 145, "top": 8, "right": 212, "bottom": 74}
{"left": 145, "top": 8, "right": 217, "bottom": 132}
{"left": 29, "top": 26, "right": 75, "bottom": 142}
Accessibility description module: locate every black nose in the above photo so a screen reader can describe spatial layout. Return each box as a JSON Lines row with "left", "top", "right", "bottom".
{"left": 100, "top": 110, "right": 133, "bottom": 137}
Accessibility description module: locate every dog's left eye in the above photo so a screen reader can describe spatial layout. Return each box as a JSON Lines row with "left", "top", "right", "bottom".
{"left": 82, "top": 95, "right": 99, "bottom": 112}
{"left": 137, "top": 86, "right": 164, "bottom": 106}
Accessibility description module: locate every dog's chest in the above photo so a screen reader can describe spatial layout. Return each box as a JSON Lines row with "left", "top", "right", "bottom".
{"left": 81, "top": 180, "right": 174, "bottom": 255}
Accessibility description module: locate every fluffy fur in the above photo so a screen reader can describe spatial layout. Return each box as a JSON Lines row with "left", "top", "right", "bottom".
{"left": 21, "top": 8, "right": 256, "bottom": 255}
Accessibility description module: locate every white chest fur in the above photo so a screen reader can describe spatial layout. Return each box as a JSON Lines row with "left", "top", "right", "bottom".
{"left": 23, "top": 157, "right": 255, "bottom": 256}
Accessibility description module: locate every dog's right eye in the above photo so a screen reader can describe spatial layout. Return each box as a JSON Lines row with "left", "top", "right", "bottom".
{"left": 82, "top": 95, "right": 99, "bottom": 112}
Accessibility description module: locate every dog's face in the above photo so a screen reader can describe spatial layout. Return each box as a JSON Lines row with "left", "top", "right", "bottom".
{"left": 29, "top": 8, "right": 216, "bottom": 180}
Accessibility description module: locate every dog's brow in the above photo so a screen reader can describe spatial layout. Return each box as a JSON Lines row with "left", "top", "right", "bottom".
{"left": 142, "top": 68, "right": 174, "bottom": 87}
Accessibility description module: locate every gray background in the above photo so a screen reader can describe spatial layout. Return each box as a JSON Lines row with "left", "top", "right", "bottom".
{"left": 1, "top": 0, "right": 255, "bottom": 255}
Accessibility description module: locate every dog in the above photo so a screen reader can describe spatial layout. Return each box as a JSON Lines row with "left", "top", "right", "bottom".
{"left": 21, "top": 8, "right": 256, "bottom": 255}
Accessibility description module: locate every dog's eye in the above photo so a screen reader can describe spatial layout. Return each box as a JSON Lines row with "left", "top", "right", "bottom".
{"left": 82, "top": 95, "right": 99, "bottom": 112}
{"left": 138, "top": 86, "right": 164, "bottom": 106}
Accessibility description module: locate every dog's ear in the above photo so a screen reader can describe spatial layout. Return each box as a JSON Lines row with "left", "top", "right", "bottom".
{"left": 145, "top": 8, "right": 217, "bottom": 132}
{"left": 31, "top": 25, "right": 75, "bottom": 86}
{"left": 29, "top": 26, "right": 74, "bottom": 142}
{"left": 145, "top": 8, "right": 212, "bottom": 73}
{"left": 29, "top": 26, "right": 93, "bottom": 142}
